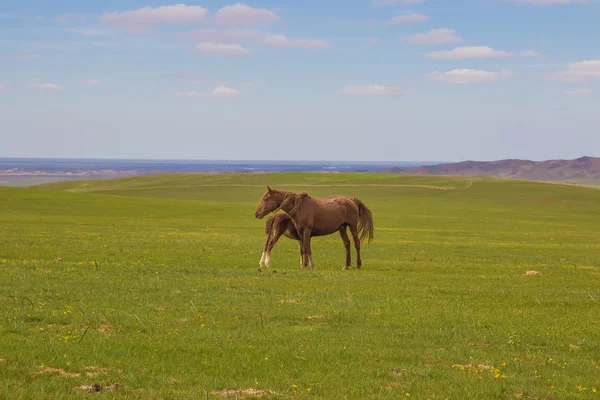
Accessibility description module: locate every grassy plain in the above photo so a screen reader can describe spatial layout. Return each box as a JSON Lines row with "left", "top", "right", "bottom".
{"left": 1, "top": 173, "right": 600, "bottom": 399}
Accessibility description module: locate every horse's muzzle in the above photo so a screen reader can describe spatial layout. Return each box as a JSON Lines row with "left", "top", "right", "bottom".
{"left": 255, "top": 211, "right": 264, "bottom": 219}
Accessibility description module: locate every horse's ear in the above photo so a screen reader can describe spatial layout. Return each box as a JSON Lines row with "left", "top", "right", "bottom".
{"left": 299, "top": 192, "right": 309, "bottom": 198}
{"left": 267, "top": 185, "right": 272, "bottom": 193}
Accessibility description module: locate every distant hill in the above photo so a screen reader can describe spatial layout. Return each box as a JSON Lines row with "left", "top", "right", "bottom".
{"left": 378, "top": 156, "right": 600, "bottom": 181}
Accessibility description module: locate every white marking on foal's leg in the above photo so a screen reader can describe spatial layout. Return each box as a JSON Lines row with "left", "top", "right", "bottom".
{"left": 265, "top": 253, "right": 271, "bottom": 268}
{"left": 259, "top": 252, "right": 266, "bottom": 267}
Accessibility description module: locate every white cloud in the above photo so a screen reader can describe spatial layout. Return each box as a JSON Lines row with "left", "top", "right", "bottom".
{"left": 548, "top": 60, "right": 600, "bottom": 82}
{"left": 366, "top": 37, "right": 381, "bottom": 45}
{"left": 173, "top": 29, "right": 261, "bottom": 42}
{"left": 213, "top": 3, "right": 280, "bottom": 26}
{"left": 425, "top": 46, "right": 514, "bottom": 60}
{"left": 100, "top": 4, "right": 208, "bottom": 26}
{"left": 336, "top": 85, "right": 410, "bottom": 96}
{"left": 176, "top": 86, "right": 241, "bottom": 97}
{"left": 88, "top": 79, "right": 102, "bottom": 85}
{"left": 400, "top": 29, "right": 463, "bottom": 45}
{"left": 427, "top": 68, "right": 513, "bottom": 84}
{"left": 0, "top": 83, "right": 10, "bottom": 89}
{"left": 195, "top": 42, "right": 250, "bottom": 56}
{"left": 27, "top": 83, "right": 64, "bottom": 89}
{"left": 564, "top": 88, "right": 592, "bottom": 96}
{"left": 520, "top": 50, "right": 540, "bottom": 57}
{"left": 371, "top": 0, "right": 424, "bottom": 5}
{"left": 262, "top": 35, "right": 330, "bottom": 49}
{"left": 390, "top": 13, "right": 429, "bottom": 24}
{"left": 211, "top": 86, "right": 241, "bottom": 96}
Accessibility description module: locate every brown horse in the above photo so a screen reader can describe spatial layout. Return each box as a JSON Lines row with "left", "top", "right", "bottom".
{"left": 255, "top": 186, "right": 374, "bottom": 269}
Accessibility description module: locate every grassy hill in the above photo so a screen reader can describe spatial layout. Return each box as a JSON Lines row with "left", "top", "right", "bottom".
{"left": 2, "top": 173, "right": 600, "bottom": 399}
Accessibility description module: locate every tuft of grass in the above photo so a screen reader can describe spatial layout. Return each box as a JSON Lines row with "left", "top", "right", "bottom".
{"left": 1, "top": 173, "right": 599, "bottom": 399}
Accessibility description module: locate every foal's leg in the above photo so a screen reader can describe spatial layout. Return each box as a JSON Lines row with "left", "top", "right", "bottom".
{"left": 339, "top": 225, "right": 352, "bottom": 270}
{"left": 349, "top": 225, "right": 362, "bottom": 269}
{"left": 265, "top": 223, "right": 286, "bottom": 268}
{"left": 260, "top": 225, "right": 272, "bottom": 267}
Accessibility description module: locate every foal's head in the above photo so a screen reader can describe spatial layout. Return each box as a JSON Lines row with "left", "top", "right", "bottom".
{"left": 254, "top": 186, "right": 284, "bottom": 219}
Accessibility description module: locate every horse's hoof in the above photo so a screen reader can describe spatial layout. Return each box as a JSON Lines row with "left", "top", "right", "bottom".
{"left": 272, "top": 269, "right": 277, "bottom": 274}
{"left": 257, "top": 268, "right": 262, "bottom": 273}
{"left": 342, "top": 266, "right": 350, "bottom": 270}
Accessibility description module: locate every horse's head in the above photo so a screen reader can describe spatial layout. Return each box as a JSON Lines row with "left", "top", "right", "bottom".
{"left": 255, "top": 186, "right": 283, "bottom": 219}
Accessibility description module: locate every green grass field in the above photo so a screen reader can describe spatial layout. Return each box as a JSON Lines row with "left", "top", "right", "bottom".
{"left": 1, "top": 173, "right": 600, "bottom": 399}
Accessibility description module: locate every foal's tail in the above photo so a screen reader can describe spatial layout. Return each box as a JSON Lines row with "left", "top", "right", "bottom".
{"left": 265, "top": 215, "right": 276, "bottom": 241}
{"left": 353, "top": 197, "right": 374, "bottom": 244}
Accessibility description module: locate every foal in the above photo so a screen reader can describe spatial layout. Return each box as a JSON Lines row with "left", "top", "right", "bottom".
{"left": 259, "top": 212, "right": 302, "bottom": 268}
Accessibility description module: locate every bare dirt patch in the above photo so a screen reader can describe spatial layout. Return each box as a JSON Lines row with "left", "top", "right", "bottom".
{"left": 211, "top": 389, "right": 279, "bottom": 398}
{"left": 73, "top": 383, "right": 119, "bottom": 392}
{"left": 98, "top": 324, "right": 113, "bottom": 333}
{"left": 525, "top": 270, "right": 541, "bottom": 276}
{"left": 33, "top": 367, "right": 80, "bottom": 378}
{"left": 169, "top": 378, "right": 182, "bottom": 385}
{"left": 0, "top": 357, "right": 5, "bottom": 363}
{"left": 390, "top": 368, "right": 407, "bottom": 377}
{"left": 306, "top": 315, "right": 327, "bottom": 321}
{"left": 84, "top": 366, "right": 108, "bottom": 377}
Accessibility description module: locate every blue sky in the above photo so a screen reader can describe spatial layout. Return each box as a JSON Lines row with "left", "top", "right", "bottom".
{"left": 0, "top": 0, "right": 599, "bottom": 162}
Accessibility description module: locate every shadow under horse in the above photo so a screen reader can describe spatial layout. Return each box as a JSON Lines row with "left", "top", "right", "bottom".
{"left": 255, "top": 186, "right": 374, "bottom": 269}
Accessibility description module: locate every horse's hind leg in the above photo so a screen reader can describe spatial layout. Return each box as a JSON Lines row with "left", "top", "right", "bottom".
{"left": 339, "top": 225, "right": 351, "bottom": 270}
{"left": 349, "top": 225, "right": 362, "bottom": 270}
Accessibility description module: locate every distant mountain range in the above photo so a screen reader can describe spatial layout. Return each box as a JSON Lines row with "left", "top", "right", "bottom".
{"left": 378, "top": 156, "right": 600, "bottom": 181}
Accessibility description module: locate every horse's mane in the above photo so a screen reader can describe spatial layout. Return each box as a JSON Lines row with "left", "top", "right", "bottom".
{"left": 280, "top": 191, "right": 308, "bottom": 216}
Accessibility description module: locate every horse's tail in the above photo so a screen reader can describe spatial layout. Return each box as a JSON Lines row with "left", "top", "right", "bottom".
{"left": 353, "top": 197, "right": 374, "bottom": 244}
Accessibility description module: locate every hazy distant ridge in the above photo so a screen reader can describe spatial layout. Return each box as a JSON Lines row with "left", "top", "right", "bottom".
{"left": 382, "top": 156, "right": 600, "bottom": 181}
